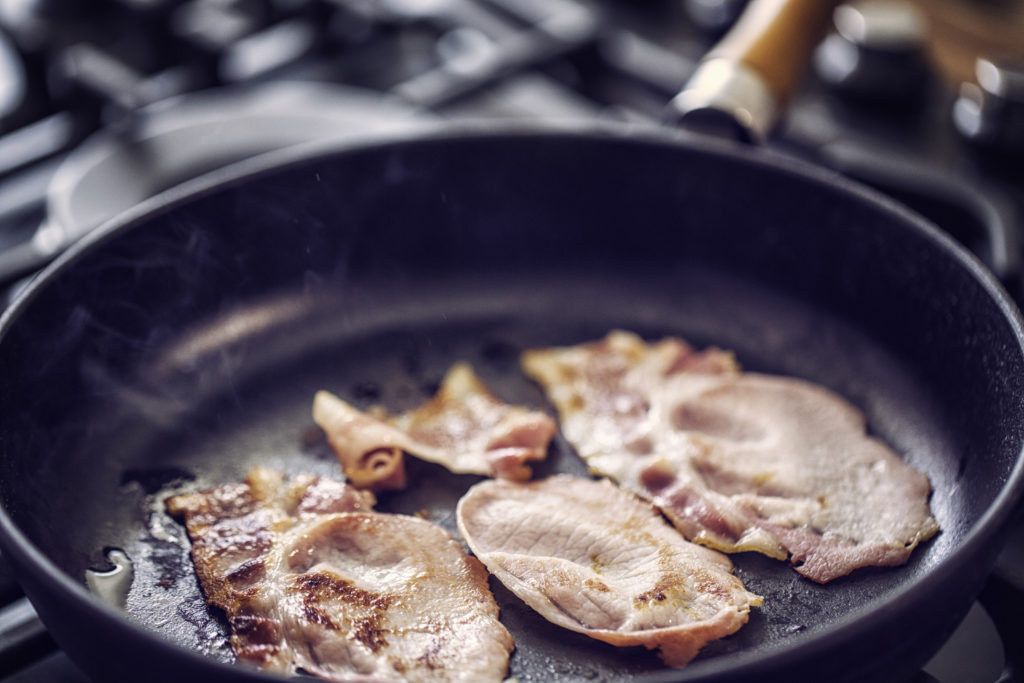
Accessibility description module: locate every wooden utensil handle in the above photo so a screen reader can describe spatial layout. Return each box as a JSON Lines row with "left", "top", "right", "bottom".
{"left": 711, "top": 0, "right": 839, "bottom": 106}
{"left": 671, "top": 0, "right": 842, "bottom": 142}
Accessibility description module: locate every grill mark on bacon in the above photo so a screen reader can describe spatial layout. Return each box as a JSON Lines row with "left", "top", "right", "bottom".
{"left": 292, "top": 572, "right": 395, "bottom": 649}
{"left": 227, "top": 558, "right": 266, "bottom": 588}
{"left": 167, "top": 467, "right": 514, "bottom": 682}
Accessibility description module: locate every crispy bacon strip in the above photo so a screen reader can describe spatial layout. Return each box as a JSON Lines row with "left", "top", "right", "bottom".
{"left": 522, "top": 330, "right": 940, "bottom": 583}
{"left": 167, "top": 468, "right": 514, "bottom": 682}
{"left": 313, "top": 362, "right": 556, "bottom": 490}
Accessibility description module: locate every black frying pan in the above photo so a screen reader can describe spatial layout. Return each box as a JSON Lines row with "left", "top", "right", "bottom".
{"left": 1, "top": 125, "right": 1023, "bottom": 683}
{"left": 2, "top": 0, "right": 1024, "bottom": 680}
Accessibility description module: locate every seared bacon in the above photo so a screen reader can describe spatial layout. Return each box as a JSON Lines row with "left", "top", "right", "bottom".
{"left": 521, "top": 330, "right": 940, "bottom": 583}
{"left": 313, "top": 362, "right": 556, "bottom": 490}
{"left": 166, "top": 467, "right": 514, "bottom": 682}
{"left": 457, "top": 475, "right": 762, "bottom": 667}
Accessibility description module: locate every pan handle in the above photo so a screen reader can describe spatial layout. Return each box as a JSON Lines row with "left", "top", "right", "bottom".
{"left": 669, "top": 0, "right": 841, "bottom": 143}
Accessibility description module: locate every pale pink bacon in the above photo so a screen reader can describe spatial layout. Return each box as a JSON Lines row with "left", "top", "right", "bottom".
{"left": 457, "top": 475, "right": 762, "bottom": 667}
{"left": 313, "top": 362, "right": 556, "bottom": 491}
{"left": 521, "top": 330, "right": 939, "bottom": 583}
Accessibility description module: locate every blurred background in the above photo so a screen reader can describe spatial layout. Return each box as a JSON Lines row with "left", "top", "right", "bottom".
{"left": 0, "top": 0, "right": 1022, "bottom": 681}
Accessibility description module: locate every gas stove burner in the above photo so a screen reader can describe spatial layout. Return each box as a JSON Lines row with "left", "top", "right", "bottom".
{"left": 0, "top": 80, "right": 437, "bottom": 287}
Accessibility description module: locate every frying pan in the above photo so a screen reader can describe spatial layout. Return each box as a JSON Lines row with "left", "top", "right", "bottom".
{"left": 2, "top": 4, "right": 1024, "bottom": 683}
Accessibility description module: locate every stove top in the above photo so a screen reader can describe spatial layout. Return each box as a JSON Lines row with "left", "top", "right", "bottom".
{"left": 0, "top": 1, "right": 1022, "bottom": 681}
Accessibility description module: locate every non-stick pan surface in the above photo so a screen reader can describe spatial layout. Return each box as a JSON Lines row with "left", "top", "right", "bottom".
{"left": 2, "top": 127, "right": 1023, "bottom": 683}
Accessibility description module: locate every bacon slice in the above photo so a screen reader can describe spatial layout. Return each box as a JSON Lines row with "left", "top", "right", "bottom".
{"left": 521, "top": 330, "right": 940, "bottom": 583}
{"left": 313, "top": 362, "right": 556, "bottom": 490}
{"left": 457, "top": 475, "right": 762, "bottom": 667}
{"left": 166, "top": 467, "right": 514, "bottom": 682}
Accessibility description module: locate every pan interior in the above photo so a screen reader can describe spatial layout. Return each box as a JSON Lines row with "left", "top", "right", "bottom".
{"left": 28, "top": 268, "right": 962, "bottom": 680}
{"left": 1, "top": 132, "right": 1021, "bottom": 681}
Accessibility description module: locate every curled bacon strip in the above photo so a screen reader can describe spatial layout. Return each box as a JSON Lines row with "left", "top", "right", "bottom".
{"left": 313, "top": 362, "right": 556, "bottom": 491}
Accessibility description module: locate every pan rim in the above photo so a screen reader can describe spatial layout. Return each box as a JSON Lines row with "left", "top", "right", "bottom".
{"left": 2, "top": 120, "right": 1024, "bottom": 681}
